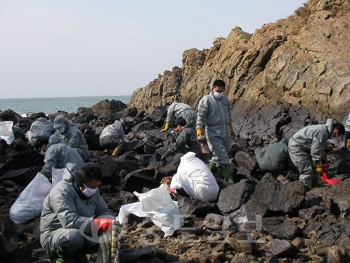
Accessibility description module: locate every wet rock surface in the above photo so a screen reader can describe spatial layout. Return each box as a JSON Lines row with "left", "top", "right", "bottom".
{"left": 128, "top": 0, "right": 350, "bottom": 140}
{"left": 1, "top": 98, "right": 350, "bottom": 263}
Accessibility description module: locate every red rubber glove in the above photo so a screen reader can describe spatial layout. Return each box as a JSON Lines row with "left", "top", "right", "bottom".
{"left": 93, "top": 218, "right": 112, "bottom": 232}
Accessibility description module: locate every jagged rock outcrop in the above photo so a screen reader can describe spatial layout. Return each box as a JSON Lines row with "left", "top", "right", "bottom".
{"left": 129, "top": 67, "right": 182, "bottom": 113}
{"left": 129, "top": 0, "right": 350, "bottom": 141}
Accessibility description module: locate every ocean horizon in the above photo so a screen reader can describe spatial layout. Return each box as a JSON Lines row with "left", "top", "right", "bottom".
{"left": 0, "top": 95, "right": 131, "bottom": 116}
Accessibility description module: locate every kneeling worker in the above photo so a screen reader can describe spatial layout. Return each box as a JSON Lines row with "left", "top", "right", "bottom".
{"left": 51, "top": 115, "right": 90, "bottom": 162}
{"left": 40, "top": 162, "right": 114, "bottom": 263}
{"left": 99, "top": 120, "right": 126, "bottom": 157}
{"left": 161, "top": 117, "right": 205, "bottom": 162}
{"left": 288, "top": 119, "right": 345, "bottom": 190}
{"left": 37, "top": 138, "right": 84, "bottom": 180}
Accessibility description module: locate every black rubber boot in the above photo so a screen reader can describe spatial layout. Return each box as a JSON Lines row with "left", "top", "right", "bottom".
{"left": 0, "top": 139, "right": 7, "bottom": 156}
{"left": 73, "top": 251, "right": 91, "bottom": 263}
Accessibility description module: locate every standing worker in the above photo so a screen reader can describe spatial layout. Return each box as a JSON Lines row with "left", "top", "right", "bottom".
{"left": 196, "top": 79, "right": 235, "bottom": 183}
{"left": 288, "top": 119, "right": 345, "bottom": 190}
{"left": 161, "top": 101, "right": 197, "bottom": 132}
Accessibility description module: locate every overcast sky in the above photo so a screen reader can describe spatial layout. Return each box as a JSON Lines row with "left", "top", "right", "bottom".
{"left": 0, "top": 0, "right": 306, "bottom": 99}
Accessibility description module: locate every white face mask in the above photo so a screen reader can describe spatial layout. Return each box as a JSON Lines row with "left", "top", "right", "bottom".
{"left": 57, "top": 125, "right": 66, "bottom": 134}
{"left": 81, "top": 183, "right": 98, "bottom": 197}
{"left": 39, "top": 150, "right": 46, "bottom": 156}
{"left": 213, "top": 91, "right": 224, "bottom": 99}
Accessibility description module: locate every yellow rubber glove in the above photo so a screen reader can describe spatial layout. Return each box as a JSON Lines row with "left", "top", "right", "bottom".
{"left": 111, "top": 147, "right": 120, "bottom": 158}
{"left": 161, "top": 122, "right": 170, "bottom": 132}
{"left": 324, "top": 143, "right": 334, "bottom": 152}
{"left": 229, "top": 123, "right": 235, "bottom": 139}
{"left": 314, "top": 160, "right": 324, "bottom": 175}
{"left": 196, "top": 128, "right": 204, "bottom": 137}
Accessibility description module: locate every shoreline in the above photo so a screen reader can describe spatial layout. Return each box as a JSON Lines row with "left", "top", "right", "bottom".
{"left": 0, "top": 96, "right": 131, "bottom": 116}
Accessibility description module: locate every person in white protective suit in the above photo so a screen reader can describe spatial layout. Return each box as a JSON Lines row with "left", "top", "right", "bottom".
{"left": 40, "top": 162, "right": 114, "bottom": 263}
{"left": 170, "top": 152, "right": 219, "bottom": 202}
{"left": 49, "top": 115, "right": 90, "bottom": 162}
{"left": 37, "top": 138, "right": 84, "bottom": 180}
{"left": 99, "top": 120, "right": 125, "bottom": 157}
{"left": 27, "top": 114, "right": 54, "bottom": 148}
{"left": 288, "top": 119, "right": 345, "bottom": 190}
{"left": 196, "top": 79, "right": 235, "bottom": 183}
{"left": 161, "top": 101, "right": 197, "bottom": 132}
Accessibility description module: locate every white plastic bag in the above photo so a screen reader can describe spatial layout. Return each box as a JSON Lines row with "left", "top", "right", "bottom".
{"left": 51, "top": 162, "right": 80, "bottom": 187}
{"left": 51, "top": 168, "right": 64, "bottom": 187}
{"left": 0, "top": 121, "right": 15, "bottom": 145}
{"left": 133, "top": 184, "right": 184, "bottom": 237}
{"left": 51, "top": 167, "right": 71, "bottom": 187}
{"left": 10, "top": 172, "right": 52, "bottom": 224}
{"left": 117, "top": 202, "right": 148, "bottom": 224}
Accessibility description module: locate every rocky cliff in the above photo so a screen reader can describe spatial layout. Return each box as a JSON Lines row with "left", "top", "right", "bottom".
{"left": 129, "top": 0, "right": 350, "bottom": 141}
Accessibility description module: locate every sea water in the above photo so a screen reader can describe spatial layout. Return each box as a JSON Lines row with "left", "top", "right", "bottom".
{"left": 0, "top": 95, "right": 131, "bottom": 116}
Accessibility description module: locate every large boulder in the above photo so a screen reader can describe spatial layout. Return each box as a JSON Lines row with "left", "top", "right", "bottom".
{"left": 91, "top": 99, "right": 127, "bottom": 116}
{"left": 251, "top": 173, "right": 305, "bottom": 213}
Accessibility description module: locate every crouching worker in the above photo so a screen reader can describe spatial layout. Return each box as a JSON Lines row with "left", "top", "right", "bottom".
{"left": 37, "top": 138, "right": 84, "bottom": 180}
{"left": 161, "top": 117, "right": 205, "bottom": 163}
{"left": 99, "top": 120, "right": 125, "bottom": 157}
{"left": 161, "top": 101, "right": 197, "bottom": 132}
{"left": 256, "top": 139, "right": 295, "bottom": 176}
{"left": 170, "top": 152, "right": 219, "bottom": 202}
{"left": 51, "top": 115, "right": 91, "bottom": 162}
{"left": 40, "top": 162, "right": 114, "bottom": 263}
{"left": 288, "top": 119, "right": 345, "bottom": 190}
